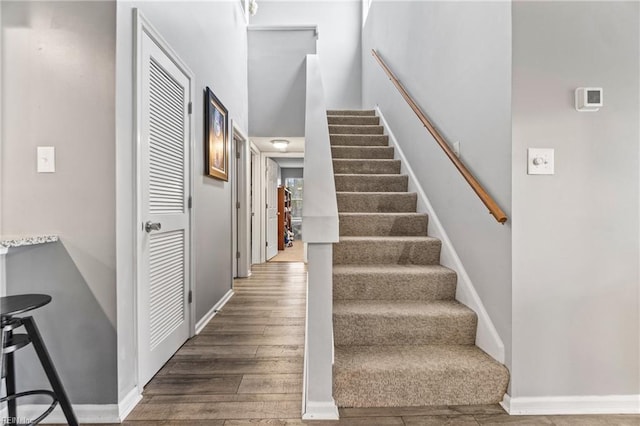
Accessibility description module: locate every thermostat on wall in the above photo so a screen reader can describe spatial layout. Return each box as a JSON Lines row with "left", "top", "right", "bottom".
{"left": 575, "top": 87, "right": 603, "bottom": 112}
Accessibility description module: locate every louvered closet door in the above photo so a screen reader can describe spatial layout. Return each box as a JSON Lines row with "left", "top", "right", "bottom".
{"left": 139, "top": 30, "right": 191, "bottom": 386}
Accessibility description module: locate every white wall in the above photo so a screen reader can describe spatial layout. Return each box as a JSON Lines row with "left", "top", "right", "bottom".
{"left": 511, "top": 1, "right": 639, "bottom": 399}
{"left": 248, "top": 28, "right": 317, "bottom": 136}
{"left": 1, "top": 0, "right": 118, "bottom": 404}
{"left": 362, "top": 1, "right": 513, "bottom": 367}
{"left": 115, "top": 0, "right": 248, "bottom": 401}
{"left": 251, "top": 0, "right": 362, "bottom": 110}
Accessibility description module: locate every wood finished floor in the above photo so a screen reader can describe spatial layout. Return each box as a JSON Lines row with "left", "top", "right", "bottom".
{"left": 73, "top": 262, "right": 638, "bottom": 425}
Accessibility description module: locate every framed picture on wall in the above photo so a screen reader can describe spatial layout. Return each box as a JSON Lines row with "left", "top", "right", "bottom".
{"left": 204, "top": 86, "right": 229, "bottom": 181}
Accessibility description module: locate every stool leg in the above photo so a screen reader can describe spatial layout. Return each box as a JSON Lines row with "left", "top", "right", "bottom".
{"left": 5, "top": 329, "right": 17, "bottom": 423}
{"left": 21, "top": 317, "right": 78, "bottom": 426}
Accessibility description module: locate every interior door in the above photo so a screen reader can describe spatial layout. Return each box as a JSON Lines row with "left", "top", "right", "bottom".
{"left": 139, "top": 28, "right": 191, "bottom": 386}
{"left": 266, "top": 158, "right": 279, "bottom": 260}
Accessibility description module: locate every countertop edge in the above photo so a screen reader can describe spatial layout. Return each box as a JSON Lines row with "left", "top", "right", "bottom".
{"left": 0, "top": 235, "right": 59, "bottom": 249}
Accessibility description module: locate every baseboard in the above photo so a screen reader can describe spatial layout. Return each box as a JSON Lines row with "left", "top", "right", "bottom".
{"left": 504, "top": 393, "right": 640, "bottom": 415}
{"left": 13, "top": 404, "right": 120, "bottom": 424}
{"left": 302, "top": 400, "right": 340, "bottom": 420}
{"left": 118, "top": 386, "right": 142, "bottom": 421}
{"left": 377, "top": 107, "right": 505, "bottom": 364}
{"left": 195, "top": 289, "right": 234, "bottom": 334}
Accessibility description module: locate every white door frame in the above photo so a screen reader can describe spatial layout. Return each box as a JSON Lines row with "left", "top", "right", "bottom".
{"left": 250, "top": 143, "right": 261, "bottom": 265}
{"left": 133, "top": 9, "right": 196, "bottom": 391}
{"left": 231, "top": 123, "right": 250, "bottom": 278}
{"left": 258, "top": 152, "right": 304, "bottom": 263}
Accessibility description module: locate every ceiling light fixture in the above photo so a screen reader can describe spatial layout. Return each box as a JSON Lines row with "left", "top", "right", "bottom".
{"left": 271, "top": 139, "right": 289, "bottom": 151}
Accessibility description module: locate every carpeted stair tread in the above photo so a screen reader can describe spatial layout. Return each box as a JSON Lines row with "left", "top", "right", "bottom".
{"left": 327, "top": 109, "right": 376, "bottom": 116}
{"left": 329, "top": 109, "right": 509, "bottom": 408}
{"left": 330, "top": 134, "right": 389, "bottom": 146}
{"left": 333, "top": 345, "right": 509, "bottom": 407}
{"left": 327, "top": 115, "right": 380, "bottom": 126}
{"left": 339, "top": 212, "right": 427, "bottom": 236}
{"left": 333, "top": 264, "right": 456, "bottom": 301}
{"left": 336, "top": 192, "right": 418, "bottom": 213}
{"left": 333, "top": 300, "right": 477, "bottom": 346}
{"left": 333, "top": 236, "right": 441, "bottom": 265}
{"left": 333, "top": 159, "right": 401, "bottom": 175}
{"left": 332, "top": 146, "right": 395, "bottom": 159}
{"left": 335, "top": 174, "right": 408, "bottom": 192}
{"left": 329, "top": 124, "right": 384, "bottom": 135}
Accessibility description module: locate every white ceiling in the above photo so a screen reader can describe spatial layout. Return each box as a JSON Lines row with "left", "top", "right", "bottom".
{"left": 251, "top": 137, "right": 305, "bottom": 153}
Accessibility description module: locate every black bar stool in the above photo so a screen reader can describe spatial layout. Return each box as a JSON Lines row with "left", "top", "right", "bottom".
{"left": 1, "top": 294, "right": 78, "bottom": 426}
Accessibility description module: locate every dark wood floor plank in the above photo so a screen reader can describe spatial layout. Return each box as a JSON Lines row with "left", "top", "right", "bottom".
{"left": 127, "top": 400, "right": 302, "bottom": 420}
{"left": 237, "top": 374, "right": 303, "bottom": 394}
{"left": 256, "top": 345, "right": 304, "bottom": 358}
{"left": 163, "top": 357, "right": 303, "bottom": 376}
{"left": 144, "top": 375, "right": 243, "bottom": 395}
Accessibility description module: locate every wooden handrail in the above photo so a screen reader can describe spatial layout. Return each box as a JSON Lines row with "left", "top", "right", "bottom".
{"left": 371, "top": 49, "right": 508, "bottom": 224}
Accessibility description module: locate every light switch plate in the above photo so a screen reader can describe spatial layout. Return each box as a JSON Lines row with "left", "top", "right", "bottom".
{"left": 528, "top": 148, "right": 554, "bottom": 175}
{"left": 37, "top": 146, "right": 55, "bottom": 173}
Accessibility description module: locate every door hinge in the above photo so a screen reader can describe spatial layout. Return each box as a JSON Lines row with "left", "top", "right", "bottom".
{"left": 236, "top": 251, "right": 240, "bottom": 259}
{"left": 236, "top": 201, "right": 240, "bottom": 209}
{"left": 236, "top": 151, "right": 241, "bottom": 159}
{"left": 266, "top": 241, "right": 268, "bottom": 247}
{"left": 188, "top": 290, "right": 193, "bottom": 304}
{"left": 266, "top": 203, "right": 269, "bottom": 209}
{"left": 188, "top": 102, "right": 193, "bottom": 115}
{"left": 188, "top": 196, "right": 193, "bottom": 209}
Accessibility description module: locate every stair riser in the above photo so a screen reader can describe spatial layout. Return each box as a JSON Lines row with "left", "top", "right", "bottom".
{"left": 337, "top": 193, "right": 417, "bottom": 213}
{"left": 333, "top": 368, "right": 508, "bottom": 407}
{"left": 332, "top": 147, "right": 394, "bottom": 159}
{"left": 329, "top": 125, "right": 384, "bottom": 135}
{"left": 333, "top": 239, "right": 441, "bottom": 265}
{"left": 333, "top": 313, "right": 476, "bottom": 346}
{"left": 327, "top": 116, "right": 380, "bottom": 126}
{"left": 339, "top": 214, "right": 427, "bottom": 236}
{"left": 333, "top": 271, "right": 456, "bottom": 301}
{"left": 335, "top": 175, "right": 408, "bottom": 192}
{"left": 330, "top": 135, "right": 389, "bottom": 146}
{"left": 327, "top": 110, "right": 376, "bottom": 116}
{"left": 333, "top": 160, "right": 401, "bottom": 175}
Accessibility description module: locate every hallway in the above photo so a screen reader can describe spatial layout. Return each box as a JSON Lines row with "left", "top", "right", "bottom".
{"left": 127, "top": 262, "right": 306, "bottom": 423}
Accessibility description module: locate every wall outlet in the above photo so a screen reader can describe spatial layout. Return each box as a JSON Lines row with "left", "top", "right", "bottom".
{"left": 527, "top": 148, "right": 554, "bottom": 175}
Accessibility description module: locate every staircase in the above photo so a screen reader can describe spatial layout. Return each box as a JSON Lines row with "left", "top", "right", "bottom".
{"left": 328, "top": 109, "right": 509, "bottom": 407}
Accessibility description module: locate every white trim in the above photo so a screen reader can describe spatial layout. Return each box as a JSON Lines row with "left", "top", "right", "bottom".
{"left": 0, "top": 246, "right": 7, "bottom": 299}
{"left": 17, "top": 404, "right": 119, "bottom": 424}
{"left": 248, "top": 25, "right": 319, "bottom": 38}
{"left": 504, "top": 394, "right": 640, "bottom": 415}
{"left": 118, "top": 386, "right": 142, "bottom": 421}
{"left": 500, "top": 393, "right": 511, "bottom": 413}
{"left": 231, "top": 123, "right": 251, "bottom": 278}
{"left": 195, "top": 289, "right": 234, "bottom": 334}
{"left": 377, "top": 107, "right": 506, "bottom": 364}
{"left": 302, "top": 401, "right": 340, "bottom": 420}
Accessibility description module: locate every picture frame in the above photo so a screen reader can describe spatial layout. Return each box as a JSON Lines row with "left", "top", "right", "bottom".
{"left": 204, "top": 86, "right": 229, "bottom": 181}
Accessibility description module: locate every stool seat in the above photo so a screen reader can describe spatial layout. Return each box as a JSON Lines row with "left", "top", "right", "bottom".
{"left": 1, "top": 294, "right": 51, "bottom": 318}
